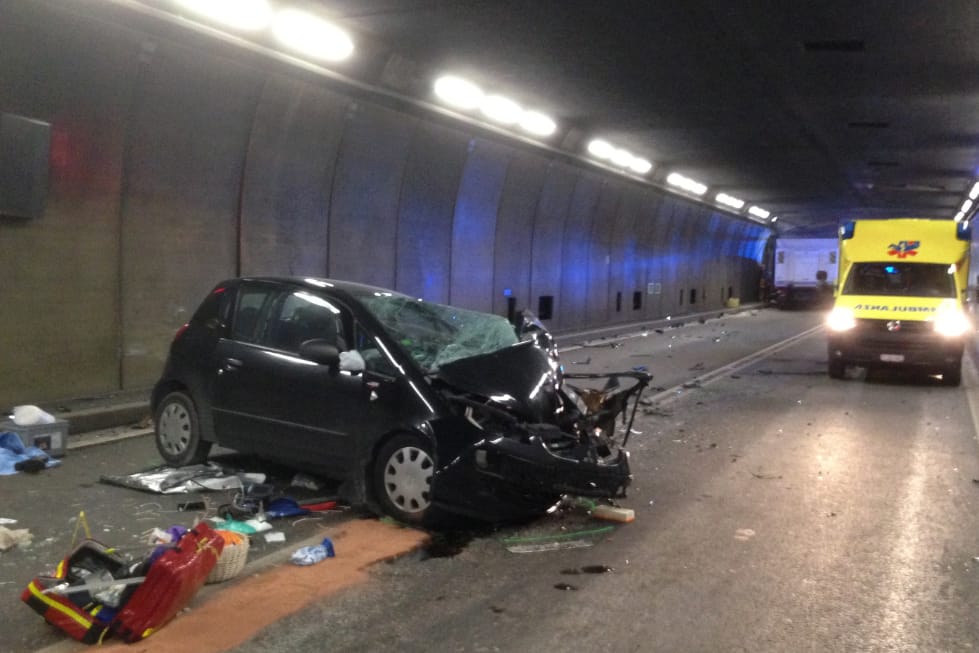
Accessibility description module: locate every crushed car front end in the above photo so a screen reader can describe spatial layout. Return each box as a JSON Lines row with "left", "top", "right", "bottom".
{"left": 427, "top": 341, "right": 649, "bottom": 520}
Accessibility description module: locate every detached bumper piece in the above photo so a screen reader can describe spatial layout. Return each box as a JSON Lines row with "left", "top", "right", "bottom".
{"left": 22, "top": 522, "right": 222, "bottom": 643}
{"left": 481, "top": 430, "right": 631, "bottom": 498}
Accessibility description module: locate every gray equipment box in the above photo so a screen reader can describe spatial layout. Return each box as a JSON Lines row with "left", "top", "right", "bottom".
{"left": 0, "top": 419, "right": 68, "bottom": 457}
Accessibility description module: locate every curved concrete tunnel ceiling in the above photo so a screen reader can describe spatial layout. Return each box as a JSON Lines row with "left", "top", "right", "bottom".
{"left": 308, "top": 0, "right": 979, "bottom": 231}
{"left": 109, "top": 0, "right": 978, "bottom": 232}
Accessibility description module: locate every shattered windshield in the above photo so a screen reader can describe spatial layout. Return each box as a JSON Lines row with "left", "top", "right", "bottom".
{"left": 353, "top": 291, "right": 519, "bottom": 372}
{"left": 842, "top": 262, "right": 956, "bottom": 298}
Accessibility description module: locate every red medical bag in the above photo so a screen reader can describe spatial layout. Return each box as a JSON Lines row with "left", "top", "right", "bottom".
{"left": 22, "top": 522, "right": 224, "bottom": 643}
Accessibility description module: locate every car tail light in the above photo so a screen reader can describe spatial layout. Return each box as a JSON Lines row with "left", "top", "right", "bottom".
{"left": 173, "top": 323, "right": 190, "bottom": 341}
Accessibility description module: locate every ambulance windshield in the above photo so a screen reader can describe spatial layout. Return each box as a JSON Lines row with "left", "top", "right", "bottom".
{"left": 843, "top": 262, "right": 956, "bottom": 298}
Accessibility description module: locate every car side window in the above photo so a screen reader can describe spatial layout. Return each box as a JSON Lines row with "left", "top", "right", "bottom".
{"left": 355, "top": 323, "right": 399, "bottom": 377}
{"left": 232, "top": 284, "right": 277, "bottom": 344}
{"left": 266, "top": 290, "right": 349, "bottom": 354}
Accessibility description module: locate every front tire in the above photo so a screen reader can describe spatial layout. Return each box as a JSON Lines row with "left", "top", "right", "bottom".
{"left": 373, "top": 433, "right": 435, "bottom": 524}
{"left": 155, "top": 391, "right": 212, "bottom": 466}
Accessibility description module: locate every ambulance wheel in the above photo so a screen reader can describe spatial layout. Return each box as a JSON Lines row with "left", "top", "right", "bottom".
{"left": 828, "top": 359, "right": 846, "bottom": 379}
{"left": 155, "top": 391, "right": 212, "bottom": 466}
{"left": 373, "top": 433, "right": 435, "bottom": 524}
{"left": 941, "top": 362, "right": 961, "bottom": 387}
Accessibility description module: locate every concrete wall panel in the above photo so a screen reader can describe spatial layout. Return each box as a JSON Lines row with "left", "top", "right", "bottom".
{"left": 396, "top": 123, "right": 469, "bottom": 302}
{"left": 608, "top": 190, "right": 643, "bottom": 323}
{"left": 530, "top": 164, "right": 576, "bottom": 329}
{"left": 493, "top": 155, "right": 548, "bottom": 316}
{"left": 0, "top": 3, "right": 137, "bottom": 404}
{"left": 328, "top": 104, "right": 415, "bottom": 288}
{"left": 584, "top": 183, "right": 621, "bottom": 326}
{"left": 634, "top": 193, "right": 665, "bottom": 319}
{"left": 119, "top": 41, "right": 262, "bottom": 388}
{"left": 450, "top": 139, "right": 510, "bottom": 312}
{"left": 559, "top": 174, "right": 603, "bottom": 326}
{"left": 240, "top": 76, "right": 348, "bottom": 277}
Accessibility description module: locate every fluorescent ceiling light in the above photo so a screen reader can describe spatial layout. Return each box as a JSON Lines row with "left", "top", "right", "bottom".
{"left": 748, "top": 206, "right": 771, "bottom": 220}
{"left": 519, "top": 111, "right": 556, "bottom": 136}
{"left": 715, "top": 192, "right": 745, "bottom": 209}
{"left": 610, "top": 148, "right": 634, "bottom": 167}
{"left": 272, "top": 9, "right": 353, "bottom": 61}
{"left": 666, "top": 172, "right": 707, "bottom": 196}
{"left": 434, "top": 75, "right": 484, "bottom": 110}
{"left": 962, "top": 199, "right": 974, "bottom": 213}
{"left": 480, "top": 95, "right": 522, "bottom": 125}
{"left": 954, "top": 211, "right": 965, "bottom": 222}
{"left": 587, "top": 139, "right": 614, "bottom": 159}
{"left": 629, "top": 158, "right": 653, "bottom": 175}
{"left": 771, "top": 216, "right": 779, "bottom": 223}
{"left": 175, "top": 0, "right": 272, "bottom": 31}
{"left": 970, "top": 181, "right": 979, "bottom": 200}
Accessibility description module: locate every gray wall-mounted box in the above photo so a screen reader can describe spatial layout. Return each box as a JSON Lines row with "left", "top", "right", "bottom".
{"left": 0, "top": 113, "right": 51, "bottom": 219}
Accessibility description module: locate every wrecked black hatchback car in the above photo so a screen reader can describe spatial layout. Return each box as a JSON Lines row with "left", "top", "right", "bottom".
{"left": 152, "top": 277, "right": 649, "bottom": 523}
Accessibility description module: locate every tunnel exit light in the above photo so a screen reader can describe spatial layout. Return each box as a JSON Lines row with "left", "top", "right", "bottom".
{"left": 970, "top": 181, "right": 979, "bottom": 201}
{"left": 175, "top": 0, "right": 273, "bottom": 31}
{"left": 748, "top": 206, "right": 771, "bottom": 220}
{"left": 272, "top": 9, "right": 353, "bottom": 61}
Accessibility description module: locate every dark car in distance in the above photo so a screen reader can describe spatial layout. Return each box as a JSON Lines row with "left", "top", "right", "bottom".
{"left": 152, "top": 277, "right": 649, "bottom": 523}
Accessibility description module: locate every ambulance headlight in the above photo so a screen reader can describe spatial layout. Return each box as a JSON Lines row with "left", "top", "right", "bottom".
{"left": 933, "top": 307, "right": 972, "bottom": 338}
{"left": 826, "top": 307, "right": 856, "bottom": 332}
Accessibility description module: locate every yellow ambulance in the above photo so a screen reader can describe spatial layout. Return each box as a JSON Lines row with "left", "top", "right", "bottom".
{"left": 826, "top": 218, "right": 972, "bottom": 385}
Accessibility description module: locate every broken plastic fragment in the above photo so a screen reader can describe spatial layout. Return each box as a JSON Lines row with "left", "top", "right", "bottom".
{"left": 0, "top": 525, "right": 32, "bottom": 551}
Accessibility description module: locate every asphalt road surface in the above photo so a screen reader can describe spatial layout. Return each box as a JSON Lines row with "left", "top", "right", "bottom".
{"left": 7, "top": 308, "right": 979, "bottom": 652}
{"left": 233, "top": 309, "right": 979, "bottom": 653}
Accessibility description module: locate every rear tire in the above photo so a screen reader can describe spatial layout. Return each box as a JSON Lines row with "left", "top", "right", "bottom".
{"left": 941, "top": 361, "right": 962, "bottom": 387}
{"left": 373, "top": 433, "right": 436, "bottom": 524}
{"left": 155, "top": 391, "right": 212, "bottom": 466}
{"left": 828, "top": 359, "right": 846, "bottom": 379}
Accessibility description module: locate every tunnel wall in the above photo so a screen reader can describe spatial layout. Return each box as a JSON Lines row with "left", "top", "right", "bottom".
{"left": 0, "top": 3, "right": 770, "bottom": 406}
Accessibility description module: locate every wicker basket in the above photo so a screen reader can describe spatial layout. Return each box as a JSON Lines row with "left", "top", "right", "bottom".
{"left": 207, "top": 530, "right": 249, "bottom": 584}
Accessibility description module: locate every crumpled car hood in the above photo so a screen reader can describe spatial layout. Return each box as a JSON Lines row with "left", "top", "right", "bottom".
{"left": 434, "top": 340, "right": 559, "bottom": 422}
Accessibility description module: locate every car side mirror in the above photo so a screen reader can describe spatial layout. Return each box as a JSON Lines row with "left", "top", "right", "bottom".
{"left": 299, "top": 339, "right": 340, "bottom": 367}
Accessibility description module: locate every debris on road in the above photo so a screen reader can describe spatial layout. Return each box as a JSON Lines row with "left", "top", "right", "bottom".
{"left": 0, "top": 432, "right": 60, "bottom": 475}
{"left": 502, "top": 525, "right": 615, "bottom": 554}
{"left": 290, "top": 537, "right": 335, "bottom": 566}
{"left": 21, "top": 521, "right": 222, "bottom": 643}
{"left": 0, "top": 526, "right": 33, "bottom": 551}
{"left": 100, "top": 463, "right": 266, "bottom": 494}
{"left": 591, "top": 505, "right": 635, "bottom": 523}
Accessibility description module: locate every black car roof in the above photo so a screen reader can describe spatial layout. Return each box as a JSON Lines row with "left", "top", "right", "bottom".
{"left": 236, "top": 276, "right": 408, "bottom": 299}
